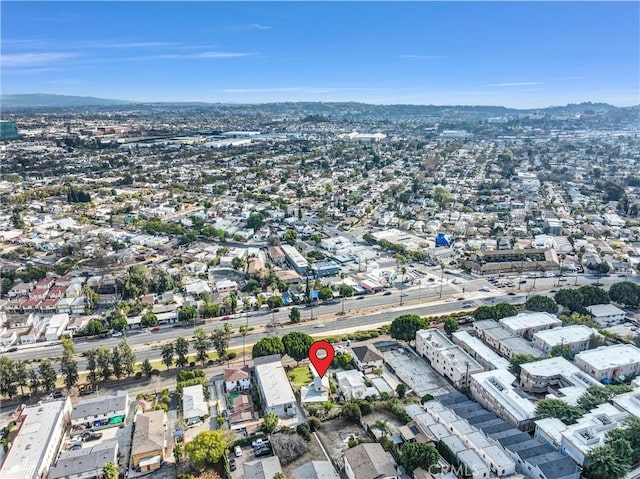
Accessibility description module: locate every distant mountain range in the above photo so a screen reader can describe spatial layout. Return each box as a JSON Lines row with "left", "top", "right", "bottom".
{"left": 0, "top": 93, "right": 131, "bottom": 107}
{"left": 1, "top": 93, "right": 637, "bottom": 116}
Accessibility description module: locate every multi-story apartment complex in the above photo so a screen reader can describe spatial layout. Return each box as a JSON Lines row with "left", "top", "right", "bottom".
{"left": 574, "top": 344, "right": 640, "bottom": 382}
{"left": 532, "top": 325, "right": 598, "bottom": 355}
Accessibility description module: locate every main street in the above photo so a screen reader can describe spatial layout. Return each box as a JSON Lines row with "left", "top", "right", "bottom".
{"left": 4, "top": 270, "right": 636, "bottom": 372}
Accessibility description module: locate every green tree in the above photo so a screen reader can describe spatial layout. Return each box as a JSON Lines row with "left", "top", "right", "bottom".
{"left": 152, "top": 268, "right": 176, "bottom": 294}
{"left": 252, "top": 337, "right": 285, "bottom": 359}
{"left": 432, "top": 186, "right": 452, "bottom": 210}
{"left": 578, "top": 285, "right": 610, "bottom": 306}
{"left": 550, "top": 344, "right": 574, "bottom": 361}
{"left": 118, "top": 340, "right": 137, "bottom": 377}
{"left": 289, "top": 306, "right": 301, "bottom": 323}
{"left": 509, "top": 354, "right": 542, "bottom": 378}
{"left": 141, "top": 358, "right": 153, "bottom": 377}
{"left": 178, "top": 305, "right": 197, "bottom": 323}
{"left": 494, "top": 302, "right": 518, "bottom": 319}
{"left": 525, "top": 295, "right": 559, "bottom": 314}
{"left": 609, "top": 281, "right": 640, "bottom": 308}
{"left": 318, "top": 287, "right": 333, "bottom": 301}
{"left": 14, "top": 360, "right": 29, "bottom": 396}
{"left": 535, "top": 399, "right": 585, "bottom": 425}
{"left": 473, "top": 305, "right": 497, "bottom": 320}
{"left": 175, "top": 337, "right": 190, "bottom": 367}
{"left": 231, "top": 256, "right": 246, "bottom": 271}
{"left": 210, "top": 329, "right": 229, "bottom": 360}
{"left": 341, "top": 402, "right": 362, "bottom": 422}
{"left": 111, "top": 346, "right": 124, "bottom": 379}
{"left": 555, "top": 289, "right": 585, "bottom": 313}
{"left": 28, "top": 369, "right": 40, "bottom": 395}
{"left": 86, "top": 349, "right": 98, "bottom": 383}
{"left": 193, "top": 327, "right": 210, "bottom": 366}
{"left": 267, "top": 295, "right": 284, "bottom": 309}
{"left": 96, "top": 346, "right": 112, "bottom": 381}
{"left": 399, "top": 442, "right": 439, "bottom": 473}
{"left": 396, "top": 383, "right": 408, "bottom": 399}
{"left": 390, "top": 314, "right": 428, "bottom": 343}
{"left": 185, "top": 430, "right": 230, "bottom": 468}
{"left": 123, "top": 264, "right": 152, "bottom": 299}
{"left": 339, "top": 284, "right": 355, "bottom": 297}
{"left": 161, "top": 343, "right": 174, "bottom": 369}
{"left": 261, "top": 412, "right": 280, "bottom": 433}
{"left": 284, "top": 229, "right": 298, "bottom": 246}
{"left": 0, "top": 358, "right": 18, "bottom": 399}
{"left": 585, "top": 444, "right": 631, "bottom": 479}
{"left": 61, "top": 353, "right": 79, "bottom": 390}
{"left": 443, "top": 317, "right": 459, "bottom": 335}
{"left": 374, "top": 419, "right": 389, "bottom": 437}
{"left": 246, "top": 212, "right": 265, "bottom": 232}
{"left": 282, "top": 332, "right": 314, "bottom": 364}
{"left": 173, "top": 443, "right": 184, "bottom": 464}
{"left": 111, "top": 316, "right": 128, "bottom": 332}
{"left": 102, "top": 462, "right": 119, "bottom": 479}
{"left": 38, "top": 360, "right": 57, "bottom": 392}
{"left": 141, "top": 312, "right": 158, "bottom": 328}
{"left": 85, "top": 319, "right": 105, "bottom": 336}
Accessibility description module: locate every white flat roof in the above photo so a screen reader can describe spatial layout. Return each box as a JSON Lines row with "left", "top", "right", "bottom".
{"left": 521, "top": 357, "right": 580, "bottom": 378}
{"left": 575, "top": 344, "right": 640, "bottom": 370}
{"left": 533, "top": 325, "right": 596, "bottom": 346}
{"left": 1, "top": 399, "right": 69, "bottom": 479}
{"left": 255, "top": 360, "right": 296, "bottom": 408}
{"left": 586, "top": 304, "right": 626, "bottom": 317}
{"left": 452, "top": 330, "right": 511, "bottom": 369}
{"left": 612, "top": 389, "right": 640, "bottom": 417}
{"left": 499, "top": 312, "right": 561, "bottom": 331}
{"left": 471, "top": 369, "right": 536, "bottom": 422}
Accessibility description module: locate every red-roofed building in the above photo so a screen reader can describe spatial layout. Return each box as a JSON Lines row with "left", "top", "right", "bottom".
{"left": 48, "top": 286, "right": 67, "bottom": 299}
{"left": 29, "top": 288, "right": 49, "bottom": 300}
{"left": 224, "top": 367, "right": 251, "bottom": 392}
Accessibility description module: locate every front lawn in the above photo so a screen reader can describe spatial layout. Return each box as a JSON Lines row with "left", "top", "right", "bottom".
{"left": 287, "top": 366, "right": 313, "bottom": 387}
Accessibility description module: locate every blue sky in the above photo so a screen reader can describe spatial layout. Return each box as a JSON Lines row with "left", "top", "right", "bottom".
{"left": 2, "top": 1, "right": 638, "bottom": 108}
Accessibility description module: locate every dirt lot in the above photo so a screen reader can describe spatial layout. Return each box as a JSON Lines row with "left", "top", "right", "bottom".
{"left": 316, "top": 418, "right": 369, "bottom": 472}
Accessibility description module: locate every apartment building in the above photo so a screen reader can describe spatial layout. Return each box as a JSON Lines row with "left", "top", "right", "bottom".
{"left": 574, "top": 344, "right": 640, "bottom": 382}
{"left": 532, "top": 325, "right": 598, "bottom": 355}
{"left": 416, "top": 328, "right": 484, "bottom": 388}
{"left": 451, "top": 330, "right": 511, "bottom": 371}
{"left": 254, "top": 355, "right": 297, "bottom": 419}
{"left": 499, "top": 312, "right": 562, "bottom": 340}
{"left": 470, "top": 369, "right": 537, "bottom": 431}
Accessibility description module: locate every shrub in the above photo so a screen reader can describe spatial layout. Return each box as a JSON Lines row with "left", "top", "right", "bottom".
{"left": 189, "top": 361, "right": 196, "bottom": 367}
{"left": 358, "top": 400, "right": 373, "bottom": 415}
{"left": 296, "top": 423, "right": 311, "bottom": 441}
{"left": 270, "top": 433, "right": 309, "bottom": 465}
{"left": 227, "top": 352, "right": 237, "bottom": 360}
{"left": 308, "top": 416, "right": 322, "bottom": 432}
{"left": 135, "top": 371, "right": 143, "bottom": 379}
{"left": 150, "top": 369, "right": 160, "bottom": 376}
{"left": 208, "top": 359, "right": 215, "bottom": 366}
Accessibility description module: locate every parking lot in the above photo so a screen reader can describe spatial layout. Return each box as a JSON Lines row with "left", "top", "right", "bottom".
{"left": 381, "top": 347, "right": 455, "bottom": 397}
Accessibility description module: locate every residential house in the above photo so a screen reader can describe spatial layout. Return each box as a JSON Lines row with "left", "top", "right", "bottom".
{"left": 45, "top": 313, "right": 70, "bottom": 341}
{"left": 351, "top": 345, "right": 384, "bottom": 374}
{"left": 254, "top": 355, "right": 297, "bottom": 419}
{"left": 48, "top": 439, "right": 119, "bottom": 479}
{"left": 344, "top": 443, "right": 397, "bottom": 479}
{"left": 71, "top": 391, "right": 129, "bottom": 429}
{"left": 293, "top": 461, "right": 340, "bottom": 479}
{"left": 182, "top": 385, "right": 208, "bottom": 426}
{"left": 224, "top": 367, "right": 251, "bottom": 392}
{"left": 131, "top": 410, "right": 168, "bottom": 472}
{"left": 243, "top": 456, "right": 283, "bottom": 479}
{"left": 21, "top": 317, "right": 46, "bottom": 344}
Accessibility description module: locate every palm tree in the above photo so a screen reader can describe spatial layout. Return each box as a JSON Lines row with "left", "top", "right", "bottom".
{"left": 439, "top": 262, "right": 445, "bottom": 298}
{"left": 239, "top": 325, "right": 249, "bottom": 366}
{"left": 374, "top": 419, "right": 389, "bottom": 437}
{"left": 400, "top": 266, "right": 407, "bottom": 306}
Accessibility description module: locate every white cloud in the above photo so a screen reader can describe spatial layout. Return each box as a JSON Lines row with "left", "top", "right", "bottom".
{"left": 154, "top": 51, "right": 254, "bottom": 60}
{"left": 231, "top": 23, "right": 271, "bottom": 31}
{"left": 488, "top": 82, "right": 541, "bottom": 87}
{"left": 103, "top": 41, "right": 181, "bottom": 49}
{"left": 1, "top": 52, "right": 79, "bottom": 67}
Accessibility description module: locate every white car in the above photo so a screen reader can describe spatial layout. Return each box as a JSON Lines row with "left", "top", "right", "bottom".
{"left": 234, "top": 446, "right": 243, "bottom": 457}
{"left": 445, "top": 298, "right": 455, "bottom": 303}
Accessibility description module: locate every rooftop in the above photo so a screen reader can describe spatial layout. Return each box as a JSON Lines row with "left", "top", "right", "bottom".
{"left": 533, "top": 324, "right": 596, "bottom": 346}
{"left": 575, "top": 344, "right": 640, "bottom": 370}
{"left": 499, "top": 311, "right": 562, "bottom": 332}
{"left": 255, "top": 358, "right": 296, "bottom": 408}
{"left": 71, "top": 390, "right": 128, "bottom": 420}
{"left": 49, "top": 439, "right": 118, "bottom": 479}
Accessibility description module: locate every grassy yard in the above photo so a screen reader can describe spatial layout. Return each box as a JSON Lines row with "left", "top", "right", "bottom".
{"left": 287, "top": 365, "right": 313, "bottom": 387}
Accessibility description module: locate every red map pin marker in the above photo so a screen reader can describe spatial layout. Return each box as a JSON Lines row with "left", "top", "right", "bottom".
{"left": 309, "top": 340, "right": 335, "bottom": 378}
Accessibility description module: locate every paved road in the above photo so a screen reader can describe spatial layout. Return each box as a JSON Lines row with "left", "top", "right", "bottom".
{"left": 5, "top": 272, "right": 636, "bottom": 372}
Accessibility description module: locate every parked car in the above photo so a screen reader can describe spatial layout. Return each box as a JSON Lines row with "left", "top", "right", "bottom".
{"left": 151, "top": 326, "right": 160, "bottom": 332}
{"left": 383, "top": 291, "right": 393, "bottom": 296}
{"left": 229, "top": 458, "right": 237, "bottom": 471}
{"left": 254, "top": 446, "right": 273, "bottom": 457}
{"left": 221, "top": 316, "right": 231, "bottom": 321}
{"left": 462, "top": 302, "right": 473, "bottom": 308}
{"left": 234, "top": 446, "right": 243, "bottom": 457}
{"left": 83, "top": 432, "right": 103, "bottom": 441}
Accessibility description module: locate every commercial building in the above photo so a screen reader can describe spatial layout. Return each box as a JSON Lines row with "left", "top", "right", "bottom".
{"left": 48, "top": 439, "right": 119, "bottom": 479}
{"left": 532, "top": 325, "right": 598, "bottom": 355}
{"left": 131, "top": 410, "right": 168, "bottom": 472}
{"left": 182, "top": 385, "right": 208, "bottom": 425}
{"left": 469, "top": 248, "right": 558, "bottom": 275}
{"left": 311, "top": 261, "right": 340, "bottom": 278}
{"left": 585, "top": 304, "right": 626, "bottom": 327}
{"left": 280, "top": 244, "right": 309, "bottom": 274}
{"left": 0, "top": 398, "right": 72, "bottom": 479}
{"left": 519, "top": 357, "right": 601, "bottom": 405}
{"left": 574, "top": 344, "right": 640, "bottom": 382}
{"left": 498, "top": 312, "right": 562, "bottom": 340}
{"left": 344, "top": 443, "right": 396, "bottom": 479}
{"left": 416, "top": 329, "right": 484, "bottom": 388}
{"left": 451, "top": 330, "right": 511, "bottom": 370}
{"left": 254, "top": 355, "right": 297, "bottom": 418}
{"left": 71, "top": 390, "right": 128, "bottom": 429}
{"left": 470, "top": 369, "right": 537, "bottom": 431}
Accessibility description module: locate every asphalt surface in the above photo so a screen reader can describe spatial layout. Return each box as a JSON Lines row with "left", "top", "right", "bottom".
{"left": 4, "top": 271, "right": 636, "bottom": 373}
